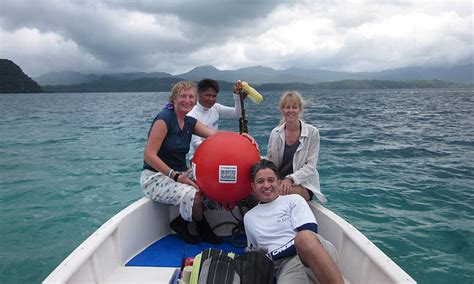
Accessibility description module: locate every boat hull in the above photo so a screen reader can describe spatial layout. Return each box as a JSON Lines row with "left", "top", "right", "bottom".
{"left": 44, "top": 197, "right": 415, "bottom": 283}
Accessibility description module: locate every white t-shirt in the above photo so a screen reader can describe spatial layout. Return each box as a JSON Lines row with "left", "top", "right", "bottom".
{"left": 187, "top": 94, "right": 241, "bottom": 159}
{"left": 244, "top": 194, "right": 317, "bottom": 255}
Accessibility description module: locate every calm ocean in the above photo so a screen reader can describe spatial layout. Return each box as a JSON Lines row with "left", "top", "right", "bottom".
{"left": 1, "top": 88, "right": 473, "bottom": 283}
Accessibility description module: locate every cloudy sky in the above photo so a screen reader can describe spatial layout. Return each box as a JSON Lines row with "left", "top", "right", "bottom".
{"left": 1, "top": 0, "right": 472, "bottom": 77}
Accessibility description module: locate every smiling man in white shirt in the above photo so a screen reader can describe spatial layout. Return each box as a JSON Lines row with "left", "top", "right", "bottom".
{"left": 244, "top": 159, "right": 344, "bottom": 284}
{"left": 187, "top": 79, "right": 244, "bottom": 160}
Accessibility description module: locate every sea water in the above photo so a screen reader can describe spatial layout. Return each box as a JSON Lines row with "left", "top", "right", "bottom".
{"left": 0, "top": 88, "right": 473, "bottom": 283}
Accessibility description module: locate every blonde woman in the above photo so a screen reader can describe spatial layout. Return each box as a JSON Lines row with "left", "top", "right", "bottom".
{"left": 266, "top": 91, "right": 326, "bottom": 203}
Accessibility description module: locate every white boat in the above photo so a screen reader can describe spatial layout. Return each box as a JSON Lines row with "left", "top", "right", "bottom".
{"left": 43, "top": 197, "right": 416, "bottom": 283}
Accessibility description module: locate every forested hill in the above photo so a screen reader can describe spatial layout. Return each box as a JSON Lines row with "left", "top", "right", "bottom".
{"left": 43, "top": 77, "right": 184, "bottom": 93}
{"left": 0, "top": 59, "right": 43, "bottom": 93}
{"left": 42, "top": 78, "right": 467, "bottom": 93}
{"left": 258, "top": 79, "right": 466, "bottom": 90}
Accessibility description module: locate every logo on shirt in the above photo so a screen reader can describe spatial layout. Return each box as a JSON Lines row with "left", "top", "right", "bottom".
{"left": 276, "top": 212, "right": 290, "bottom": 223}
{"left": 219, "top": 165, "right": 237, "bottom": 183}
{"left": 270, "top": 239, "right": 295, "bottom": 258}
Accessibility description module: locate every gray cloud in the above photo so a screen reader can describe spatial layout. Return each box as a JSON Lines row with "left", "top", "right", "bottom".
{"left": 107, "top": 0, "right": 284, "bottom": 28}
{"left": 0, "top": 0, "right": 472, "bottom": 76}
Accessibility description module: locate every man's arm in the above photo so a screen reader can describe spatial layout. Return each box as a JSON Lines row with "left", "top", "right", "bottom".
{"left": 297, "top": 223, "right": 318, "bottom": 234}
{"left": 267, "top": 222, "right": 318, "bottom": 261}
{"left": 215, "top": 94, "right": 242, "bottom": 119}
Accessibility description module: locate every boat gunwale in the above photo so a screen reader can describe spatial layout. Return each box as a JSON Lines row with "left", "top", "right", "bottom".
{"left": 310, "top": 202, "right": 415, "bottom": 283}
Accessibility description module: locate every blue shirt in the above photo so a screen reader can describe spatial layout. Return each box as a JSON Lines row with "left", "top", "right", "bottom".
{"left": 143, "top": 109, "right": 197, "bottom": 172}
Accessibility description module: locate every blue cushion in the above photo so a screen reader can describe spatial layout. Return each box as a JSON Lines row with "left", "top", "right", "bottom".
{"left": 126, "top": 234, "right": 246, "bottom": 267}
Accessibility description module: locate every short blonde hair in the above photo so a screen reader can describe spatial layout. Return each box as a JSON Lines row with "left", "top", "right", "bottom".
{"left": 279, "top": 91, "right": 306, "bottom": 123}
{"left": 169, "top": 81, "right": 197, "bottom": 103}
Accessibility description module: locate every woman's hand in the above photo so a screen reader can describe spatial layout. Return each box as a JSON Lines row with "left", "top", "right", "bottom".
{"left": 177, "top": 168, "right": 200, "bottom": 190}
{"left": 241, "top": 132, "right": 259, "bottom": 150}
{"left": 280, "top": 178, "right": 293, "bottom": 195}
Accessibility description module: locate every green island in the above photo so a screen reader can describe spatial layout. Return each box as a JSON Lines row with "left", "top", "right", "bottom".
{"left": 0, "top": 59, "right": 43, "bottom": 93}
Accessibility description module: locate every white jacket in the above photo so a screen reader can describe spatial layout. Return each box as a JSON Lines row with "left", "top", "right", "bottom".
{"left": 266, "top": 120, "right": 326, "bottom": 203}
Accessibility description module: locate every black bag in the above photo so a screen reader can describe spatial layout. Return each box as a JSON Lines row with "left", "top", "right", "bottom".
{"left": 196, "top": 248, "right": 274, "bottom": 284}
{"left": 234, "top": 251, "right": 274, "bottom": 284}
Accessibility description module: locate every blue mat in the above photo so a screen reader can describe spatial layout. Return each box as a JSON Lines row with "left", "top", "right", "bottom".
{"left": 126, "top": 234, "right": 246, "bottom": 267}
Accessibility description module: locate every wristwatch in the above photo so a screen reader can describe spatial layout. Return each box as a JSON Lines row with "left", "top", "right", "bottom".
{"left": 173, "top": 172, "right": 181, "bottom": 182}
{"left": 285, "top": 176, "right": 294, "bottom": 185}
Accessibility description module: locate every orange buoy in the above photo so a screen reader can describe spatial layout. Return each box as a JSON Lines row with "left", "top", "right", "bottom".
{"left": 191, "top": 132, "right": 260, "bottom": 207}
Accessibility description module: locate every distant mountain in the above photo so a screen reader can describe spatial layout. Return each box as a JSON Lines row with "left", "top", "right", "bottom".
{"left": 369, "top": 63, "right": 473, "bottom": 83}
{"left": 175, "top": 63, "right": 473, "bottom": 84}
{"left": 102, "top": 72, "right": 172, "bottom": 81}
{"left": 257, "top": 79, "right": 464, "bottom": 90}
{"left": 43, "top": 76, "right": 182, "bottom": 93}
{"left": 176, "top": 65, "right": 318, "bottom": 84}
{"left": 34, "top": 71, "right": 100, "bottom": 85}
{"left": 37, "top": 62, "right": 473, "bottom": 92}
{"left": 176, "top": 65, "right": 223, "bottom": 80}
{"left": 281, "top": 67, "right": 366, "bottom": 82}
{"left": 35, "top": 71, "right": 172, "bottom": 85}
{"left": 0, "top": 59, "right": 43, "bottom": 93}
{"left": 313, "top": 79, "right": 463, "bottom": 89}
{"left": 43, "top": 77, "right": 466, "bottom": 93}
{"left": 232, "top": 66, "right": 316, "bottom": 83}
